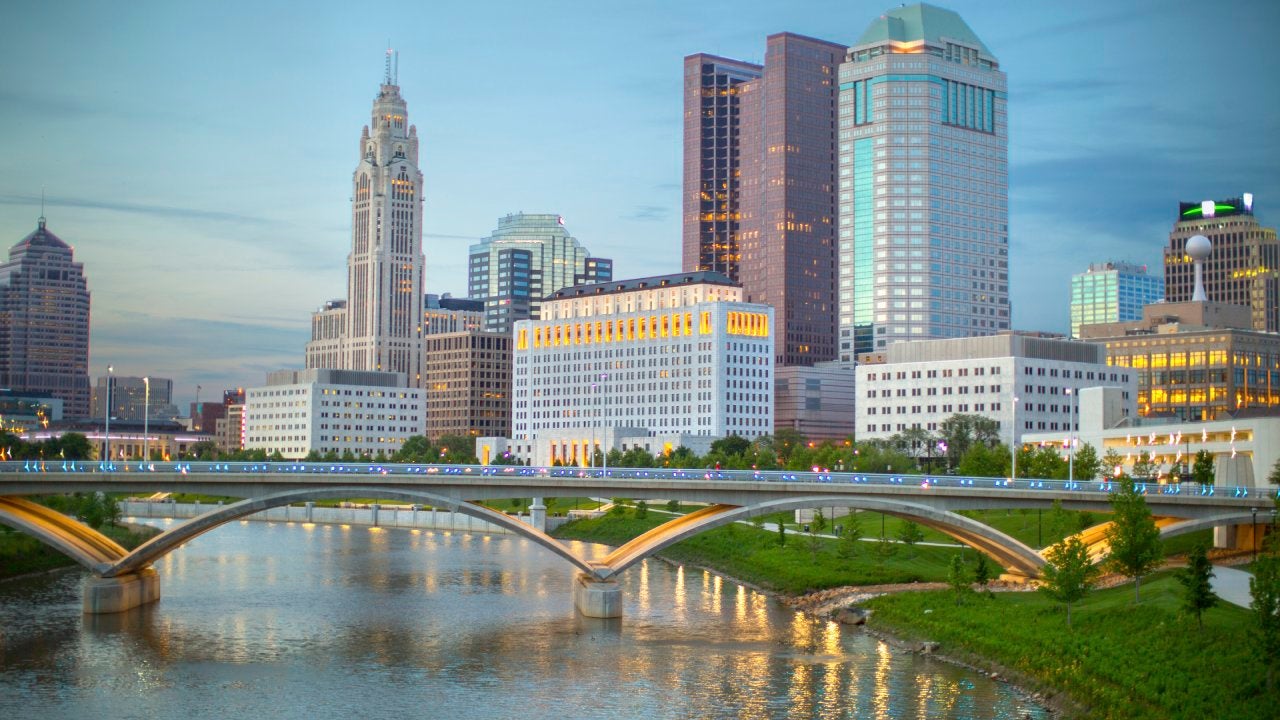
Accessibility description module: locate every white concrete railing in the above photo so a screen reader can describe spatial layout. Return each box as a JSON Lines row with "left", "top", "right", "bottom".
{"left": 121, "top": 501, "right": 572, "bottom": 534}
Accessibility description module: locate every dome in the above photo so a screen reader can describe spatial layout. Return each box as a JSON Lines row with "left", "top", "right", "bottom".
{"left": 1185, "top": 235, "right": 1211, "bottom": 261}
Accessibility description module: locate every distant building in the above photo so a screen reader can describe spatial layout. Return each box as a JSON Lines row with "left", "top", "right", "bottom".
{"left": 91, "top": 376, "right": 177, "bottom": 422}
{"left": 0, "top": 389, "right": 63, "bottom": 433}
{"left": 774, "top": 364, "right": 856, "bottom": 440}
{"left": 856, "top": 332, "right": 1135, "bottom": 444}
{"left": 27, "top": 420, "right": 211, "bottom": 461}
{"left": 482, "top": 271, "right": 774, "bottom": 465}
{"left": 424, "top": 294, "right": 483, "bottom": 335}
{"left": 0, "top": 216, "right": 91, "bottom": 418}
{"left": 422, "top": 330, "right": 511, "bottom": 440}
{"left": 244, "top": 368, "right": 424, "bottom": 459}
{"left": 1069, "top": 262, "right": 1165, "bottom": 338}
{"left": 838, "top": 4, "right": 1010, "bottom": 358}
{"left": 1164, "top": 193, "right": 1278, "bottom": 332}
{"left": 467, "top": 213, "right": 612, "bottom": 333}
{"left": 215, "top": 403, "right": 245, "bottom": 454}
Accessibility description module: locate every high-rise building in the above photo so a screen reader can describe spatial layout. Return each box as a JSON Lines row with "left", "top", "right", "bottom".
{"left": 467, "top": 213, "right": 612, "bottom": 333}
{"left": 306, "top": 52, "right": 425, "bottom": 383}
{"left": 736, "top": 33, "right": 845, "bottom": 366}
{"left": 423, "top": 294, "right": 483, "bottom": 335}
{"left": 837, "top": 4, "right": 1009, "bottom": 360}
{"left": 90, "top": 375, "right": 177, "bottom": 421}
{"left": 1069, "top": 262, "right": 1165, "bottom": 338}
{"left": 422, "top": 330, "right": 512, "bottom": 440}
{"left": 0, "top": 216, "right": 91, "bottom": 418}
{"left": 682, "top": 54, "right": 762, "bottom": 281}
{"left": 1164, "top": 194, "right": 1278, "bottom": 332}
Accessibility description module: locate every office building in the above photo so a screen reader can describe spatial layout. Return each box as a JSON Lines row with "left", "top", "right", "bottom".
{"left": 837, "top": 4, "right": 1009, "bottom": 359}
{"left": 856, "top": 332, "right": 1134, "bottom": 443}
{"left": 774, "top": 364, "right": 856, "bottom": 440}
{"left": 243, "top": 368, "right": 424, "bottom": 459}
{"left": 483, "top": 272, "right": 774, "bottom": 465}
{"left": 1069, "top": 262, "right": 1165, "bottom": 338}
{"left": 27, "top": 421, "right": 211, "bottom": 461}
{"left": 424, "top": 294, "right": 483, "bottom": 335}
{"left": 91, "top": 376, "right": 177, "bottom": 422}
{"left": 467, "top": 213, "right": 612, "bottom": 333}
{"left": 1164, "top": 193, "right": 1278, "bottom": 332}
{"left": 0, "top": 215, "right": 91, "bottom": 418}
{"left": 423, "top": 330, "right": 512, "bottom": 440}
{"left": 305, "top": 52, "right": 426, "bottom": 383}
{"left": 682, "top": 54, "right": 762, "bottom": 281}
{"left": 0, "top": 390, "right": 63, "bottom": 433}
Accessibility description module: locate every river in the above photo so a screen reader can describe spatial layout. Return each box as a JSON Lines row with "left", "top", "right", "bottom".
{"left": 0, "top": 518, "right": 1046, "bottom": 719}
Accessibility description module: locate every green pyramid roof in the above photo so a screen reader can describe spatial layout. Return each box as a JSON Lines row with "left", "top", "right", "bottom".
{"left": 856, "top": 3, "right": 992, "bottom": 57}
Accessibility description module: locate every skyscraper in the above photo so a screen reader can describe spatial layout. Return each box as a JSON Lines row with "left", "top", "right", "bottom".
{"left": 737, "top": 33, "right": 845, "bottom": 366}
{"left": 306, "top": 51, "right": 425, "bottom": 383}
{"left": 682, "top": 54, "right": 762, "bottom": 281}
{"left": 1069, "top": 262, "right": 1164, "bottom": 338}
{"left": 467, "top": 213, "right": 612, "bottom": 333}
{"left": 1164, "top": 194, "right": 1278, "bottom": 332}
{"left": 0, "top": 216, "right": 91, "bottom": 418}
{"left": 837, "top": 4, "right": 1009, "bottom": 360}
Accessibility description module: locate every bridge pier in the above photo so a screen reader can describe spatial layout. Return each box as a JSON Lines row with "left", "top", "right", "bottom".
{"left": 83, "top": 567, "right": 160, "bottom": 614}
{"left": 573, "top": 572, "right": 621, "bottom": 618}
{"left": 529, "top": 497, "right": 547, "bottom": 533}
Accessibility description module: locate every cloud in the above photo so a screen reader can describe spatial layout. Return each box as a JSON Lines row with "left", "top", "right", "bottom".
{"left": 0, "top": 193, "right": 274, "bottom": 227}
{"left": 993, "top": 3, "right": 1168, "bottom": 47}
{"left": 625, "top": 204, "right": 671, "bottom": 222}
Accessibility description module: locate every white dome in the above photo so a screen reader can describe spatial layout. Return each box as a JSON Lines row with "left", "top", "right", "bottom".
{"left": 1186, "top": 234, "right": 1212, "bottom": 261}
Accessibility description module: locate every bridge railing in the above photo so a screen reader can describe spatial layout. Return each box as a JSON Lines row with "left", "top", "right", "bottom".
{"left": 2, "top": 460, "right": 1276, "bottom": 502}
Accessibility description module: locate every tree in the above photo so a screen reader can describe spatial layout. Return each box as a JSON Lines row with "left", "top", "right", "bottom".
{"left": 938, "top": 413, "right": 1001, "bottom": 467}
{"left": 837, "top": 512, "right": 863, "bottom": 559}
{"left": 1102, "top": 448, "right": 1126, "bottom": 479}
{"left": 665, "top": 446, "right": 700, "bottom": 469}
{"left": 1131, "top": 451, "right": 1156, "bottom": 481}
{"left": 1176, "top": 543, "right": 1218, "bottom": 631}
{"left": 1268, "top": 457, "right": 1280, "bottom": 486}
{"left": 1047, "top": 499, "right": 1072, "bottom": 545}
{"left": 889, "top": 427, "right": 936, "bottom": 463}
{"left": 665, "top": 499, "right": 679, "bottom": 513}
{"left": 635, "top": 500, "right": 648, "bottom": 519}
{"left": 1040, "top": 535, "right": 1098, "bottom": 627}
{"left": 54, "top": 432, "right": 94, "bottom": 460}
{"left": 776, "top": 520, "right": 786, "bottom": 547}
{"left": 811, "top": 508, "right": 827, "bottom": 535}
{"left": 973, "top": 553, "right": 995, "bottom": 597}
{"left": 1105, "top": 476, "right": 1164, "bottom": 602}
{"left": 772, "top": 428, "right": 808, "bottom": 465}
{"left": 395, "top": 435, "right": 434, "bottom": 462}
{"left": 709, "top": 434, "right": 751, "bottom": 459}
{"left": 896, "top": 520, "right": 925, "bottom": 557}
{"left": 1072, "top": 442, "right": 1101, "bottom": 482}
{"left": 1252, "top": 534, "right": 1280, "bottom": 694}
{"left": 1192, "top": 450, "right": 1215, "bottom": 486}
{"left": 957, "top": 441, "right": 1009, "bottom": 478}
{"left": 948, "top": 555, "right": 970, "bottom": 605}
{"left": 188, "top": 440, "right": 219, "bottom": 460}
{"left": 436, "top": 434, "right": 479, "bottom": 464}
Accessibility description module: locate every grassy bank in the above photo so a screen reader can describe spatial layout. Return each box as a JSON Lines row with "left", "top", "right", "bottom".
{"left": 864, "top": 573, "right": 1277, "bottom": 719}
{"left": 0, "top": 523, "right": 160, "bottom": 580}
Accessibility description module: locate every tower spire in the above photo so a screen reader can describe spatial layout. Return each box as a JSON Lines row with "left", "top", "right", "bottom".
{"left": 384, "top": 45, "right": 394, "bottom": 85}
{"left": 39, "top": 186, "right": 46, "bottom": 229}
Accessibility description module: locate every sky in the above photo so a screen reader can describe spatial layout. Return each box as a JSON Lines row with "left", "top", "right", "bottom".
{"left": 1, "top": 0, "right": 1277, "bottom": 409}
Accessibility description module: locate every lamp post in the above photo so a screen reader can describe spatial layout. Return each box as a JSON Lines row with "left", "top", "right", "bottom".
{"left": 142, "top": 376, "right": 150, "bottom": 463}
{"left": 1066, "top": 387, "right": 1075, "bottom": 482}
{"left": 103, "top": 365, "right": 113, "bottom": 466}
{"left": 1252, "top": 507, "right": 1259, "bottom": 563}
{"left": 1011, "top": 394, "right": 1020, "bottom": 479}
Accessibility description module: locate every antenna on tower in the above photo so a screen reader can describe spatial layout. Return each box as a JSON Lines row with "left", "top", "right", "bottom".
{"left": 394, "top": 50, "right": 399, "bottom": 85}
{"left": 39, "top": 186, "right": 46, "bottom": 228}
{"left": 384, "top": 44, "right": 393, "bottom": 85}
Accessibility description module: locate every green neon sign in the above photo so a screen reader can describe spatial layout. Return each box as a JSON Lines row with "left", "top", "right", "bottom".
{"left": 1182, "top": 203, "right": 1236, "bottom": 218}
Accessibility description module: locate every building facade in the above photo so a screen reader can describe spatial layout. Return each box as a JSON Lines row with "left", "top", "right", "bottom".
{"left": 1164, "top": 194, "right": 1277, "bottom": 333}
{"left": 774, "top": 363, "right": 856, "bottom": 440}
{"left": 837, "top": 4, "right": 1009, "bottom": 359}
{"left": 491, "top": 272, "right": 774, "bottom": 464}
{"left": 1069, "top": 261, "right": 1165, "bottom": 338}
{"left": 735, "top": 33, "right": 845, "bottom": 366}
{"left": 682, "top": 54, "right": 762, "bottom": 281}
{"left": 215, "top": 403, "right": 245, "bottom": 454}
{"left": 0, "top": 216, "right": 91, "bottom": 418}
{"left": 423, "top": 330, "right": 512, "bottom": 441}
{"left": 856, "top": 333, "right": 1135, "bottom": 443}
{"left": 305, "top": 54, "right": 425, "bottom": 383}
{"left": 91, "top": 376, "right": 177, "bottom": 422}
{"left": 244, "top": 368, "right": 424, "bottom": 459}
{"left": 424, "top": 294, "right": 483, "bottom": 335}
{"left": 467, "top": 213, "right": 612, "bottom": 333}
{"left": 25, "top": 421, "right": 211, "bottom": 461}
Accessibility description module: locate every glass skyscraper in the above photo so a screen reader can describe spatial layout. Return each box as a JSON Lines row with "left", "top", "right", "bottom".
{"left": 1069, "top": 262, "right": 1165, "bottom": 338}
{"left": 836, "top": 4, "right": 1009, "bottom": 360}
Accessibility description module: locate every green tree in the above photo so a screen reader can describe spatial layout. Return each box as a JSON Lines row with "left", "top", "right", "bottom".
{"left": 709, "top": 434, "right": 751, "bottom": 458}
{"left": 776, "top": 520, "right": 786, "bottom": 547}
{"left": 394, "top": 435, "right": 433, "bottom": 462}
{"left": 621, "top": 447, "right": 655, "bottom": 468}
{"left": 1131, "top": 451, "right": 1156, "bottom": 480}
{"left": 1268, "top": 457, "right": 1280, "bottom": 486}
{"left": 811, "top": 508, "right": 827, "bottom": 535}
{"left": 436, "top": 434, "right": 479, "bottom": 464}
{"left": 188, "top": 440, "right": 219, "bottom": 460}
{"left": 948, "top": 555, "right": 970, "bottom": 605}
{"left": 957, "top": 441, "right": 1009, "bottom": 478}
{"left": 973, "top": 553, "right": 995, "bottom": 596}
{"left": 938, "top": 413, "right": 1001, "bottom": 467}
{"left": 1072, "top": 442, "right": 1101, "bottom": 481}
{"left": 889, "top": 426, "right": 937, "bottom": 464}
{"left": 1192, "top": 449, "right": 1215, "bottom": 486}
{"left": 635, "top": 500, "right": 648, "bottom": 519}
{"left": 1026, "top": 446, "right": 1068, "bottom": 480}
{"left": 665, "top": 446, "right": 700, "bottom": 468}
{"left": 665, "top": 499, "right": 679, "bottom": 513}
{"left": 1040, "top": 535, "right": 1098, "bottom": 627}
{"left": 751, "top": 513, "right": 766, "bottom": 532}
{"left": 771, "top": 428, "right": 808, "bottom": 465}
{"left": 1105, "top": 476, "right": 1164, "bottom": 602}
{"left": 874, "top": 535, "right": 897, "bottom": 565}
{"left": 837, "top": 512, "right": 863, "bottom": 559}
{"left": 54, "top": 432, "right": 94, "bottom": 460}
{"left": 1101, "top": 448, "right": 1126, "bottom": 479}
{"left": 1176, "top": 543, "right": 1218, "bottom": 631}
{"left": 896, "top": 520, "right": 925, "bottom": 557}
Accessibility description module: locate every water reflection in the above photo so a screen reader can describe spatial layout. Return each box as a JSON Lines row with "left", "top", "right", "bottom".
{"left": 0, "top": 520, "right": 1045, "bottom": 720}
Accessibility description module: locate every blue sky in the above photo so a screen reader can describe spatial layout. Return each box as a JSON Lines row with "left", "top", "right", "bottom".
{"left": 1, "top": 0, "right": 1277, "bottom": 407}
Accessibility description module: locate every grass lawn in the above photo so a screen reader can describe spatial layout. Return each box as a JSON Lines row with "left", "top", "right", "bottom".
{"left": 0, "top": 524, "right": 159, "bottom": 579}
{"left": 865, "top": 571, "right": 1277, "bottom": 719}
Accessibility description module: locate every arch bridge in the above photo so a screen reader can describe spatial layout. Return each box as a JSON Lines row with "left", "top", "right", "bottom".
{"left": 0, "top": 461, "right": 1271, "bottom": 617}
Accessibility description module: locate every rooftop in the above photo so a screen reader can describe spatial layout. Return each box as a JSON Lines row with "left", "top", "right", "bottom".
{"left": 856, "top": 3, "right": 993, "bottom": 57}
{"left": 11, "top": 217, "right": 70, "bottom": 253}
{"left": 547, "top": 271, "right": 739, "bottom": 300}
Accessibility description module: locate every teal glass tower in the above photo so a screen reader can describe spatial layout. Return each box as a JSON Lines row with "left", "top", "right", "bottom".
{"left": 1069, "top": 262, "right": 1165, "bottom": 338}
{"left": 836, "top": 4, "right": 1008, "bottom": 360}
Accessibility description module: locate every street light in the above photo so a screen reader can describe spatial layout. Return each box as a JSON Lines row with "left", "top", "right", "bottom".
{"left": 1252, "top": 507, "right": 1259, "bottom": 563}
{"left": 142, "top": 376, "right": 150, "bottom": 463}
{"left": 103, "top": 365, "right": 113, "bottom": 467}
{"left": 1011, "top": 395, "right": 1020, "bottom": 479}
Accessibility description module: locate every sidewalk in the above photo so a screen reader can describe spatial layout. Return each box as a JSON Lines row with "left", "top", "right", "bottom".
{"left": 1209, "top": 565, "right": 1255, "bottom": 609}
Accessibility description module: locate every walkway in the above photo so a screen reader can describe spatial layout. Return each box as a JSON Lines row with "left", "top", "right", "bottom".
{"left": 1209, "top": 565, "right": 1255, "bottom": 609}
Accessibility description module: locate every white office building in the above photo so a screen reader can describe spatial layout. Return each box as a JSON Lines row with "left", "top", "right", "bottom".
{"left": 482, "top": 271, "right": 774, "bottom": 465}
{"left": 856, "top": 332, "right": 1135, "bottom": 443}
{"left": 244, "top": 368, "right": 424, "bottom": 459}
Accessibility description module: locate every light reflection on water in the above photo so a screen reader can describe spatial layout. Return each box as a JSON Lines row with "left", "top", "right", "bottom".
{"left": 0, "top": 520, "right": 1046, "bottom": 720}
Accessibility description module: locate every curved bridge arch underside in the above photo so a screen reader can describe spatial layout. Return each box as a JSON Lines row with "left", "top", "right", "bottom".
{"left": 1044, "top": 513, "right": 1256, "bottom": 566}
{"left": 1, "top": 490, "right": 1051, "bottom": 581}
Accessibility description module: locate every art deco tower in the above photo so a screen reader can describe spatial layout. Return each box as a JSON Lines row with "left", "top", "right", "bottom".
{"left": 307, "top": 51, "right": 425, "bottom": 383}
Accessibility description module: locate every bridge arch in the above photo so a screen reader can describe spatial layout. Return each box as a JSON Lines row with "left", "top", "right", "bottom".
{"left": 0, "top": 496, "right": 129, "bottom": 573}
{"left": 599, "top": 496, "right": 1046, "bottom": 579}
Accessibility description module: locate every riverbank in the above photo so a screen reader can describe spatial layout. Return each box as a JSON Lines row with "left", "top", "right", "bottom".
{"left": 0, "top": 522, "right": 159, "bottom": 580}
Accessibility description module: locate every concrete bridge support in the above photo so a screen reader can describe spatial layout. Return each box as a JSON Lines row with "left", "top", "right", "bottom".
{"left": 573, "top": 572, "right": 622, "bottom": 618}
{"left": 83, "top": 567, "right": 160, "bottom": 614}
{"left": 529, "top": 497, "right": 547, "bottom": 533}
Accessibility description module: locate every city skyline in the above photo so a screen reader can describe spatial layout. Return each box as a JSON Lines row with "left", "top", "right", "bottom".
{"left": 1, "top": 0, "right": 1277, "bottom": 404}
